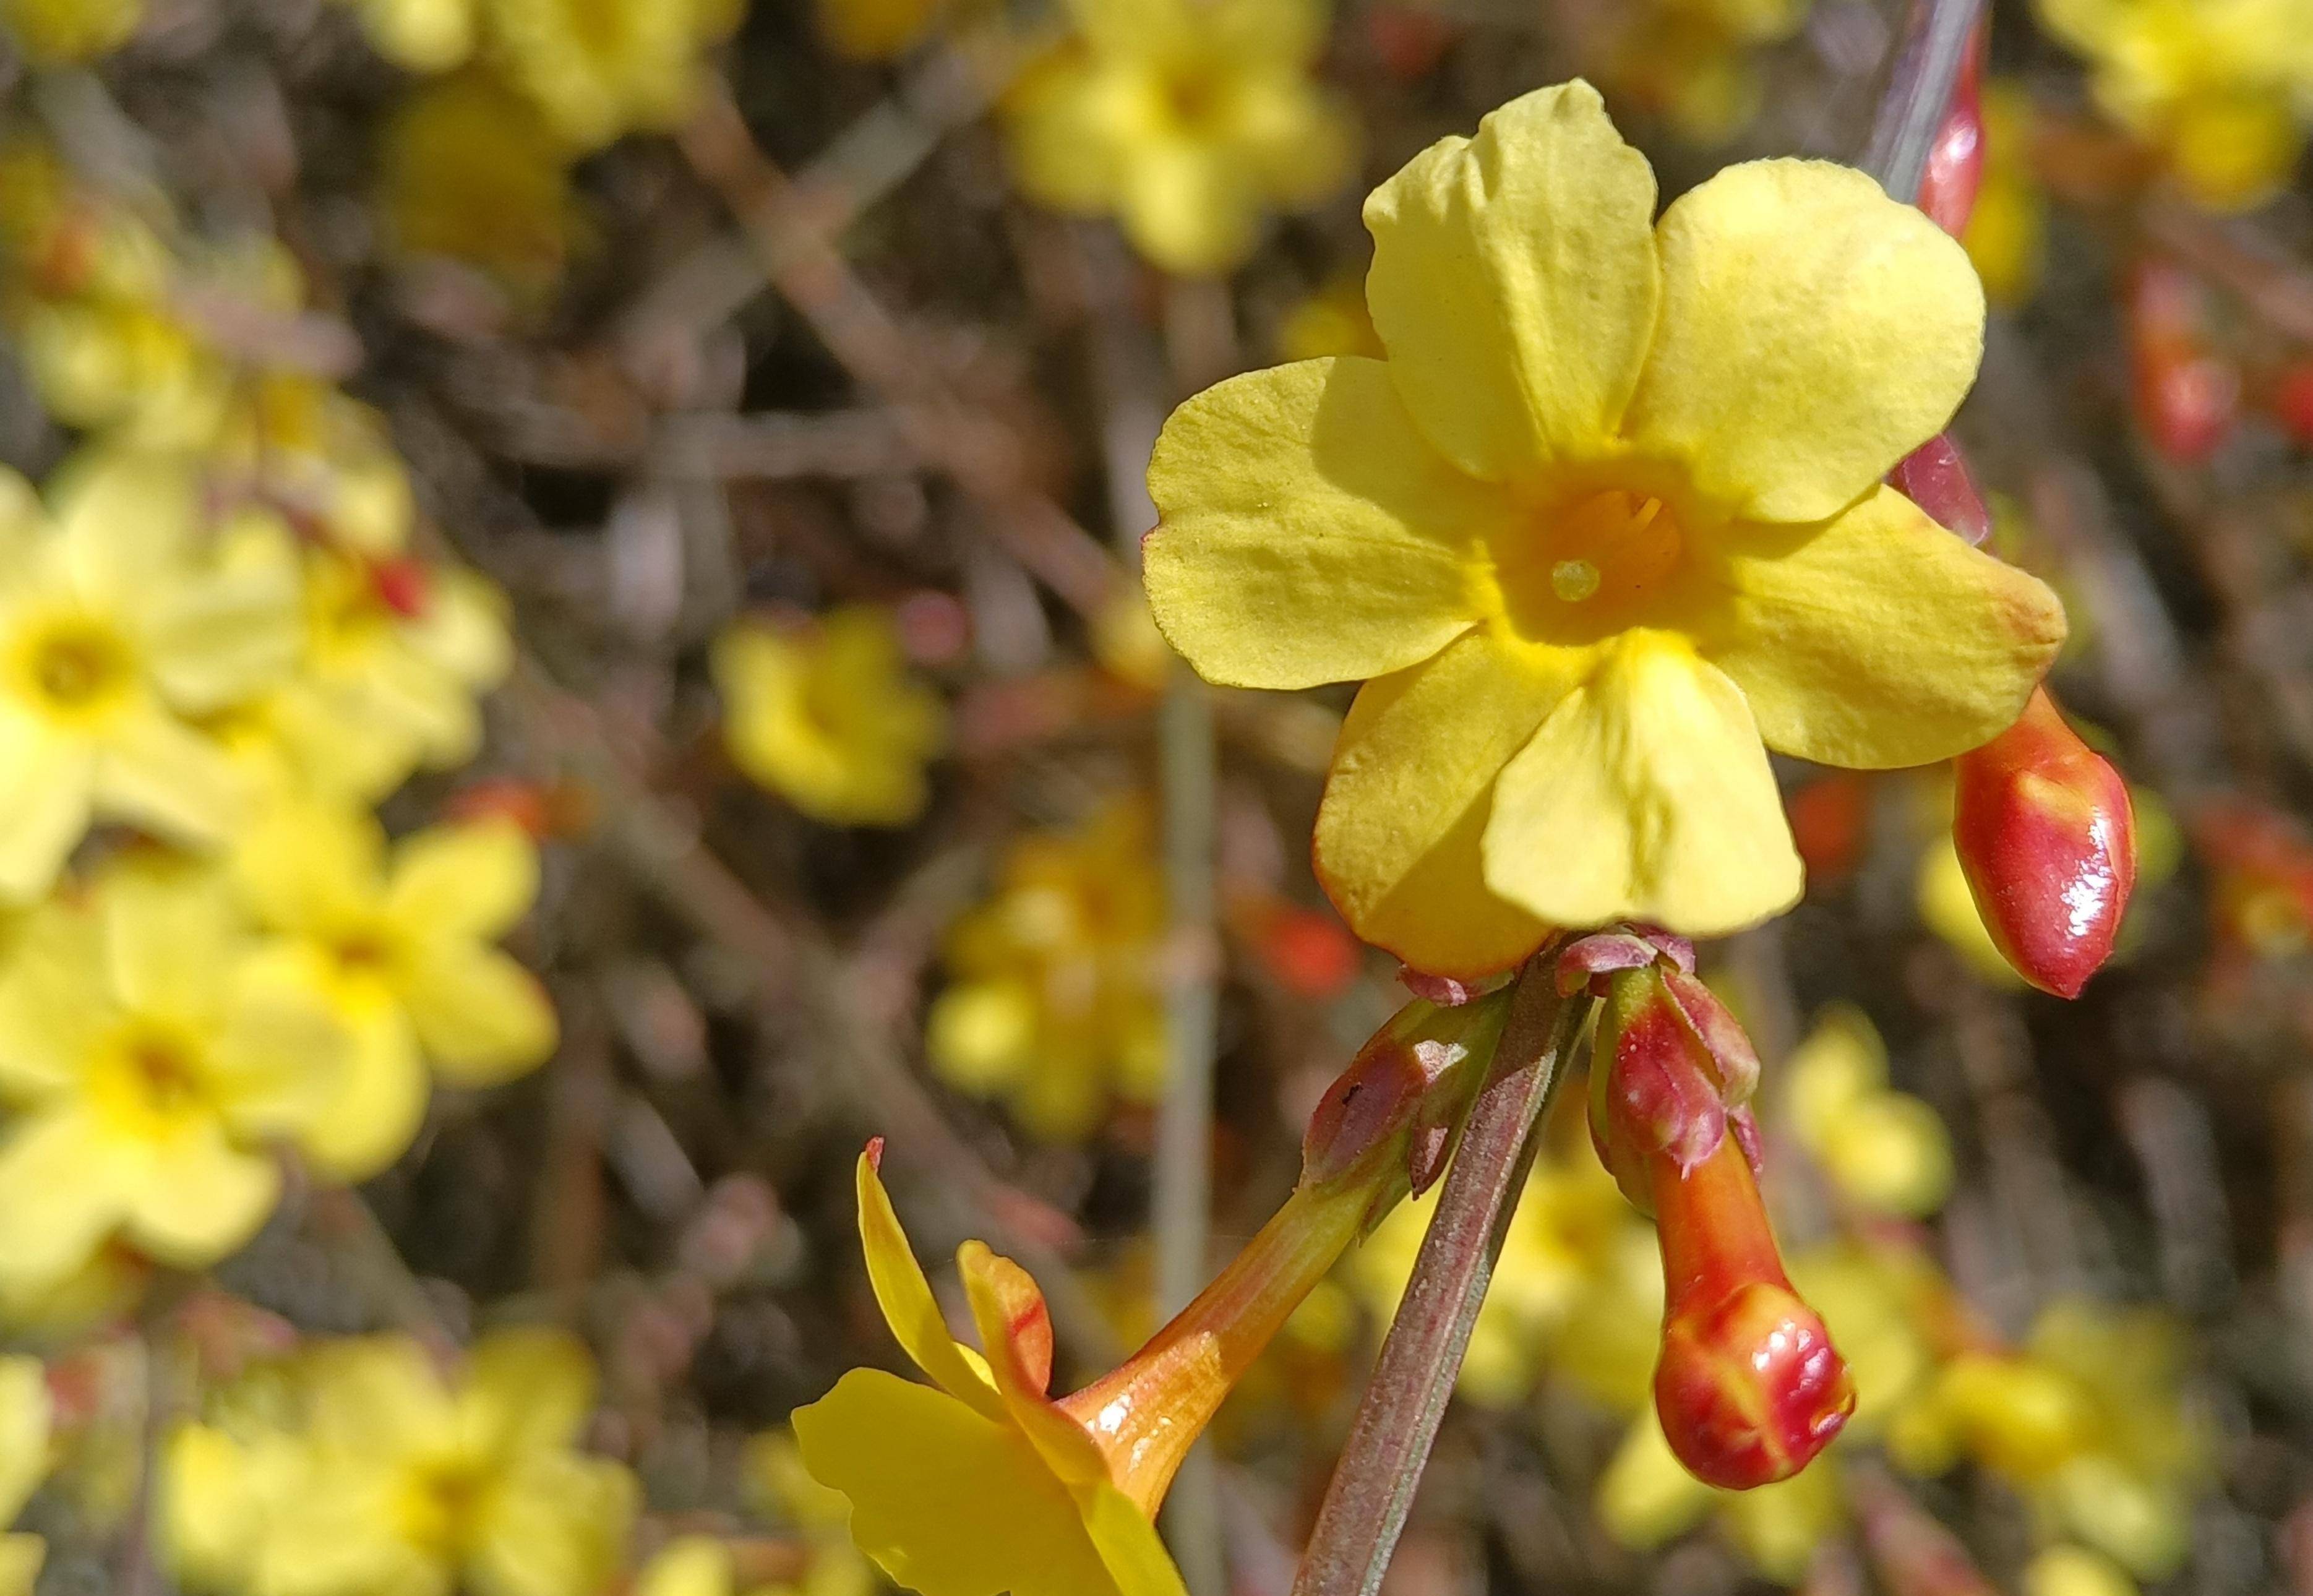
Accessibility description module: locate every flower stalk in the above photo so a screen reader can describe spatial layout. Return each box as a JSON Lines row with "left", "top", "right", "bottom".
{"left": 1291, "top": 961, "right": 1587, "bottom": 1596}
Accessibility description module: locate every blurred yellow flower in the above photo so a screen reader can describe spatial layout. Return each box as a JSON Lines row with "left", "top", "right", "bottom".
{"left": 924, "top": 799, "right": 1166, "bottom": 1139}
{"left": 0, "top": 452, "right": 300, "bottom": 901}
{"left": 2028, "top": 1545, "right": 2143, "bottom": 1596}
{"left": 379, "top": 73, "right": 578, "bottom": 297}
{"left": 1145, "top": 82, "right": 2064, "bottom": 974}
{"left": 486, "top": 0, "right": 737, "bottom": 150}
{"left": 1780, "top": 1005, "right": 1954, "bottom": 1218}
{"left": 1892, "top": 1300, "right": 2208, "bottom": 1577}
{"left": 1353, "top": 1144, "right": 1657, "bottom": 1408}
{"left": 714, "top": 606, "right": 945, "bottom": 828}
{"left": 742, "top": 1433, "right": 878, "bottom": 1596}
{"left": 0, "top": 856, "right": 345, "bottom": 1298}
{"left": 2037, "top": 0, "right": 2313, "bottom": 209}
{"left": 234, "top": 801, "right": 557, "bottom": 1180}
{"left": 1002, "top": 0, "right": 1357, "bottom": 275}
{"left": 165, "top": 1328, "right": 635, "bottom": 1596}
{"left": 1275, "top": 273, "right": 1381, "bottom": 364}
{"left": 0, "top": 1356, "right": 49, "bottom": 1595}
{"left": 0, "top": 0, "right": 139, "bottom": 62}
{"left": 1965, "top": 84, "right": 2048, "bottom": 309}
{"left": 335, "top": 0, "right": 478, "bottom": 71}
{"left": 1600, "top": 0, "right": 1813, "bottom": 144}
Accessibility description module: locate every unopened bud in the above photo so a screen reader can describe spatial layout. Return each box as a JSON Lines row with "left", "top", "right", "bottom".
{"left": 1952, "top": 687, "right": 2137, "bottom": 998}
{"left": 1890, "top": 432, "right": 1991, "bottom": 545}
{"left": 2130, "top": 261, "right": 2238, "bottom": 465}
{"left": 1916, "top": 35, "right": 1986, "bottom": 237}
{"left": 1649, "top": 1135, "right": 1855, "bottom": 1488}
{"left": 1580, "top": 945, "right": 1759, "bottom": 1208}
{"left": 1300, "top": 992, "right": 1509, "bottom": 1215}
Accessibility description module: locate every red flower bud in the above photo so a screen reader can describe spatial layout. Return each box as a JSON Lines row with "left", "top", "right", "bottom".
{"left": 1788, "top": 773, "right": 1871, "bottom": 887}
{"left": 2129, "top": 262, "right": 2238, "bottom": 465}
{"left": 1581, "top": 951, "right": 1757, "bottom": 1206}
{"left": 1650, "top": 1135, "right": 1855, "bottom": 1488}
{"left": 1952, "top": 687, "right": 2137, "bottom": 997}
{"left": 1889, "top": 432, "right": 1991, "bottom": 545}
{"left": 1916, "top": 35, "right": 1986, "bottom": 237}
{"left": 1301, "top": 992, "right": 1509, "bottom": 1211}
{"left": 2270, "top": 361, "right": 2313, "bottom": 447}
{"left": 370, "top": 555, "right": 432, "bottom": 618}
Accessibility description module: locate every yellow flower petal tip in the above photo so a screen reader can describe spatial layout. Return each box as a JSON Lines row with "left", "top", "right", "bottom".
{"left": 1144, "top": 80, "right": 2066, "bottom": 958}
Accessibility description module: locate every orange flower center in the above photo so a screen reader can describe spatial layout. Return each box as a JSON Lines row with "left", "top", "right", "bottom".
{"left": 1489, "top": 488, "right": 1688, "bottom": 645}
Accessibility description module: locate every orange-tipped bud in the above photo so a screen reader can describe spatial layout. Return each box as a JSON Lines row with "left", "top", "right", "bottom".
{"left": 1952, "top": 687, "right": 2137, "bottom": 997}
{"left": 1916, "top": 35, "right": 1986, "bottom": 237}
{"left": 2129, "top": 261, "right": 2238, "bottom": 465}
{"left": 1649, "top": 1135, "right": 1856, "bottom": 1488}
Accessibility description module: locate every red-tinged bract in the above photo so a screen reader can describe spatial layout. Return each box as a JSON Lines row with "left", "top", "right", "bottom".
{"left": 1953, "top": 687, "right": 2137, "bottom": 997}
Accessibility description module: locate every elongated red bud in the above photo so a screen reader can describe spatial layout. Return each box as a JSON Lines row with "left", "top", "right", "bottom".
{"left": 1952, "top": 687, "right": 2137, "bottom": 997}
{"left": 1916, "top": 33, "right": 1986, "bottom": 236}
{"left": 2129, "top": 261, "right": 2238, "bottom": 465}
{"left": 1650, "top": 1135, "right": 1855, "bottom": 1488}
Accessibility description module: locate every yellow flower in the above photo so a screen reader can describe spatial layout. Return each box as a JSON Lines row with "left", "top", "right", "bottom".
{"left": 1892, "top": 1301, "right": 2208, "bottom": 1577}
{"left": 0, "top": 855, "right": 346, "bottom": 1297}
{"left": 2037, "top": 0, "right": 2313, "bottom": 209}
{"left": 743, "top": 1433, "right": 878, "bottom": 1596}
{"left": 485, "top": 0, "right": 736, "bottom": 150}
{"left": 1275, "top": 273, "right": 1381, "bottom": 364}
{"left": 2028, "top": 1545, "right": 2143, "bottom": 1596}
{"left": 816, "top": 0, "right": 946, "bottom": 59}
{"left": 1145, "top": 82, "right": 2066, "bottom": 974}
{"left": 1599, "top": 0, "right": 1813, "bottom": 144}
{"left": 233, "top": 800, "right": 557, "bottom": 1180}
{"left": 165, "top": 1328, "right": 635, "bottom": 1596}
{"left": 1780, "top": 1005, "right": 1954, "bottom": 1218}
{"left": 0, "top": 0, "right": 139, "bottom": 62}
{"left": 713, "top": 607, "right": 946, "bottom": 829}
{"left": 924, "top": 799, "right": 1165, "bottom": 1139}
{"left": 1002, "top": 0, "right": 1357, "bottom": 275}
{"left": 379, "top": 73, "right": 579, "bottom": 297}
{"left": 795, "top": 1151, "right": 1370, "bottom": 1596}
{"left": 0, "top": 1356, "right": 49, "bottom": 1595}
{"left": 1965, "top": 84, "right": 2048, "bottom": 309}
{"left": 0, "top": 452, "right": 301, "bottom": 901}
{"left": 336, "top": 0, "right": 479, "bottom": 71}
{"left": 1352, "top": 1143, "right": 1657, "bottom": 1408}
{"left": 257, "top": 543, "right": 513, "bottom": 805}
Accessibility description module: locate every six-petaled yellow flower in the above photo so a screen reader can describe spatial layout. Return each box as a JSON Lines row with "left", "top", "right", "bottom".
{"left": 714, "top": 606, "right": 947, "bottom": 830}
{"left": 233, "top": 800, "right": 557, "bottom": 1180}
{"left": 0, "top": 452, "right": 299, "bottom": 902}
{"left": 1145, "top": 81, "right": 2067, "bottom": 974}
{"left": 1003, "top": 0, "right": 1357, "bottom": 275}
{"left": 0, "top": 855, "right": 345, "bottom": 1298}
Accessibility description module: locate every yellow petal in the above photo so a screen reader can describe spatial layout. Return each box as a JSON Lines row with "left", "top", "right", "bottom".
{"left": 0, "top": 1107, "right": 124, "bottom": 1293}
{"left": 1626, "top": 160, "right": 1983, "bottom": 524}
{"left": 122, "top": 1126, "right": 280, "bottom": 1268}
{"left": 1313, "top": 630, "right": 1574, "bottom": 977}
{"left": 1362, "top": 80, "right": 1660, "bottom": 483}
{"left": 47, "top": 448, "right": 199, "bottom": 603}
{"left": 0, "top": 899, "right": 107, "bottom": 1098}
{"left": 97, "top": 852, "right": 235, "bottom": 1025}
{"left": 401, "top": 944, "right": 557, "bottom": 1084}
{"left": 90, "top": 704, "right": 243, "bottom": 847}
{"left": 234, "top": 799, "right": 385, "bottom": 935}
{"left": 0, "top": 726, "right": 90, "bottom": 904}
{"left": 1079, "top": 1483, "right": 1190, "bottom": 1596}
{"left": 956, "top": 1242, "right": 1107, "bottom": 1487}
{"left": 792, "top": 1370, "right": 1131, "bottom": 1596}
{"left": 1696, "top": 487, "right": 2066, "bottom": 766}
{"left": 1117, "top": 145, "right": 1263, "bottom": 277}
{"left": 1595, "top": 1414, "right": 1712, "bottom": 1549}
{"left": 468, "top": 1451, "right": 637, "bottom": 1596}
{"left": 387, "top": 817, "right": 539, "bottom": 942}
{"left": 296, "top": 1008, "right": 429, "bottom": 1180}
{"left": 1144, "top": 358, "right": 1493, "bottom": 689}
{"left": 303, "top": 1335, "right": 454, "bottom": 1453}
{"left": 1482, "top": 633, "right": 1800, "bottom": 933}
{"left": 142, "top": 515, "right": 303, "bottom": 714}
{"left": 853, "top": 1154, "right": 1007, "bottom": 1421}
{"left": 465, "top": 1326, "right": 597, "bottom": 1454}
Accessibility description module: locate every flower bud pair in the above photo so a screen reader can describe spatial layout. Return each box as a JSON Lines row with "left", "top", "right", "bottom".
{"left": 1560, "top": 932, "right": 1854, "bottom": 1490}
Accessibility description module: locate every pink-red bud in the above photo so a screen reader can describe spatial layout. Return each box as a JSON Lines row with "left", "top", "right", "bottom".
{"left": 1300, "top": 994, "right": 1509, "bottom": 1210}
{"left": 1916, "top": 36, "right": 1986, "bottom": 237}
{"left": 1650, "top": 1135, "right": 1856, "bottom": 1488}
{"left": 1952, "top": 687, "right": 2137, "bottom": 998}
{"left": 2129, "top": 262, "right": 2238, "bottom": 465}
{"left": 1890, "top": 432, "right": 1992, "bottom": 545}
